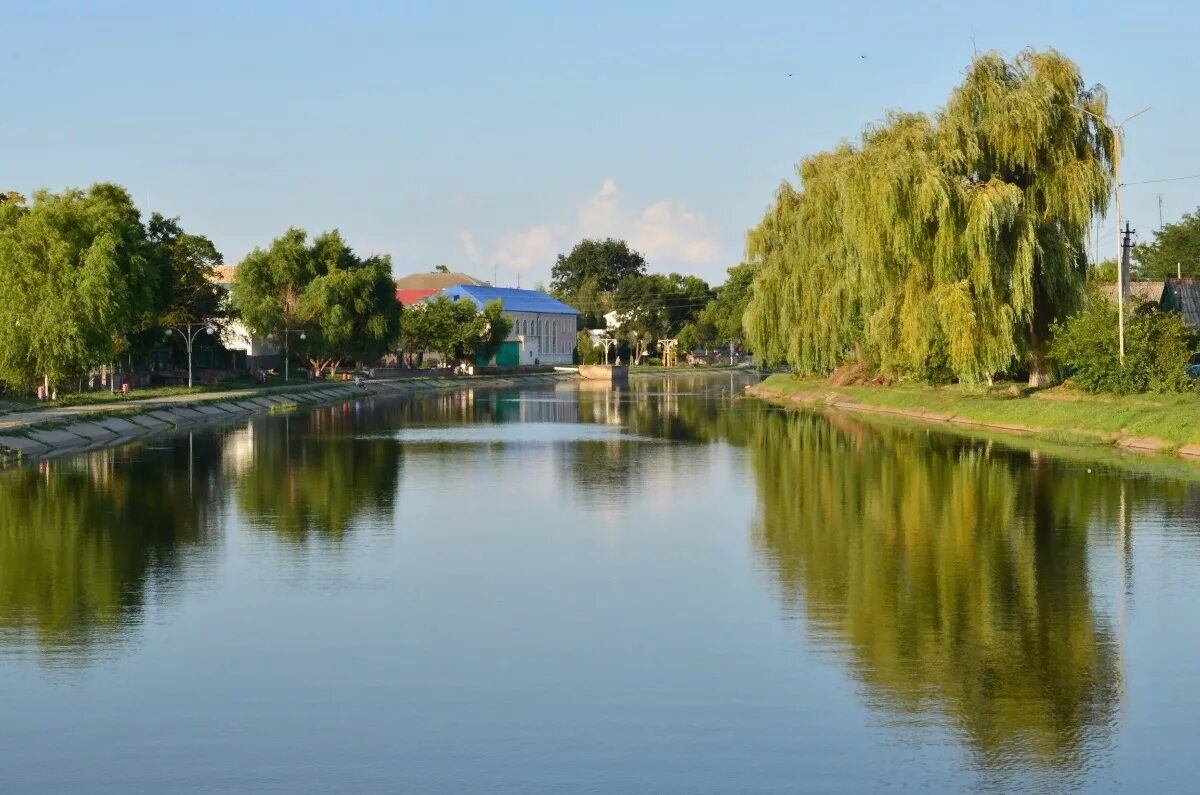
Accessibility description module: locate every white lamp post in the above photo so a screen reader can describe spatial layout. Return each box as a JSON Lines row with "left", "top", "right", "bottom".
{"left": 268, "top": 328, "right": 307, "bottom": 381}
{"left": 165, "top": 323, "right": 217, "bottom": 388}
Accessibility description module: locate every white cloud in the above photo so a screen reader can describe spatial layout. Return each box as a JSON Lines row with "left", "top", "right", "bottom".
{"left": 578, "top": 179, "right": 720, "bottom": 265}
{"left": 458, "top": 179, "right": 721, "bottom": 281}
{"left": 458, "top": 231, "right": 480, "bottom": 263}
{"left": 495, "top": 224, "right": 566, "bottom": 271}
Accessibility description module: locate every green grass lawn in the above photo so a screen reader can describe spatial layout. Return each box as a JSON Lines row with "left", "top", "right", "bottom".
{"left": 755, "top": 374, "right": 1200, "bottom": 448}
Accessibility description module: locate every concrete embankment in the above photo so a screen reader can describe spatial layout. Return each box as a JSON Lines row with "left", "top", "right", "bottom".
{"left": 746, "top": 380, "right": 1200, "bottom": 464}
{"left": 0, "top": 372, "right": 575, "bottom": 465}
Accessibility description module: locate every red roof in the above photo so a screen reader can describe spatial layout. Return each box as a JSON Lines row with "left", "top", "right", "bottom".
{"left": 397, "top": 288, "right": 439, "bottom": 307}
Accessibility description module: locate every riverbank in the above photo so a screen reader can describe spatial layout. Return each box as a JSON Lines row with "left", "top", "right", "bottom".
{"left": 746, "top": 374, "right": 1200, "bottom": 461}
{"left": 0, "top": 371, "right": 574, "bottom": 465}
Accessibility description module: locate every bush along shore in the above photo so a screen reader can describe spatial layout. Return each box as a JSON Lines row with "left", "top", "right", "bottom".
{"left": 0, "top": 371, "right": 575, "bottom": 465}
{"left": 747, "top": 374, "right": 1200, "bottom": 462}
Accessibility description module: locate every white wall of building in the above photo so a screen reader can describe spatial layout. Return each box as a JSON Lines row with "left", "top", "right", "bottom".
{"left": 505, "top": 311, "right": 576, "bottom": 365}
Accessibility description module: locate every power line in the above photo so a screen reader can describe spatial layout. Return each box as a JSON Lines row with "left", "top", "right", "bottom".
{"left": 1120, "top": 172, "right": 1200, "bottom": 187}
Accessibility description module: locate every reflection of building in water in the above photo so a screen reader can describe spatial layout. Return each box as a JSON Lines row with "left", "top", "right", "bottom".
{"left": 743, "top": 408, "right": 1123, "bottom": 779}
{"left": 575, "top": 381, "right": 623, "bottom": 426}
{"left": 221, "top": 423, "right": 258, "bottom": 476}
{"left": 517, "top": 391, "right": 580, "bottom": 424}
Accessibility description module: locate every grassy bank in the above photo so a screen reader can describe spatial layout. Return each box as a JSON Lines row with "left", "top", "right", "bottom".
{"left": 749, "top": 374, "right": 1200, "bottom": 454}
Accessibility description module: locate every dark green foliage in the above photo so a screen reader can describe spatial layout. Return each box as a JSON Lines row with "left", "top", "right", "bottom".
{"left": 147, "top": 213, "right": 223, "bottom": 326}
{"left": 551, "top": 238, "right": 646, "bottom": 296}
{"left": 1052, "top": 294, "right": 1196, "bottom": 394}
{"left": 700, "top": 261, "right": 756, "bottom": 345}
{"left": 1134, "top": 207, "right": 1200, "bottom": 280}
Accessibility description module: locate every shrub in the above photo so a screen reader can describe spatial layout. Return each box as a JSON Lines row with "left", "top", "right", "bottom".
{"left": 1052, "top": 293, "right": 1197, "bottom": 394}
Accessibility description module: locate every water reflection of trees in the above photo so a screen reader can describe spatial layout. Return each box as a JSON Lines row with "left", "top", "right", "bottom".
{"left": 742, "top": 407, "right": 1125, "bottom": 772}
{"left": 235, "top": 406, "right": 400, "bottom": 541}
{"left": 0, "top": 438, "right": 222, "bottom": 661}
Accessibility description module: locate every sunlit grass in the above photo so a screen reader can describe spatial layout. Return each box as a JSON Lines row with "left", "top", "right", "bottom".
{"left": 757, "top": 374, "right": 1200, "bottom": 448}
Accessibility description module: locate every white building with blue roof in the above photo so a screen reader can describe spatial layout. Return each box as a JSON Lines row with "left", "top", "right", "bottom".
{"left": 439, "top": 285, "right": 580, "bottom": 366}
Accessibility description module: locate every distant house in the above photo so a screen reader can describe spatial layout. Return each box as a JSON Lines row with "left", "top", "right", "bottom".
{"left": 209, "top": 265, "right": 280, "bottom": 369}
{"left": 1097, "top": 281, "right": 1163, "bottom": 304}
{"left": 438, "top": 285, "right": 580, "bottom": 366}
{"left": 602, "top": 310, "right": 630, "bottom": 330}
{"left": 395, "top": 270, "right": 485, "bottom": 307}
{"left": 1161, "top": 278, "right": 1200, "bottom": 330}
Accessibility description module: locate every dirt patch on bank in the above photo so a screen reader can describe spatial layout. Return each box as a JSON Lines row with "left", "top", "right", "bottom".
{"left": 826, "top": 364, "right": 890, "bottom": 387}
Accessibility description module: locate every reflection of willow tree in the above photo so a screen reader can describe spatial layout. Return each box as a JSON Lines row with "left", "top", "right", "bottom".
{"left": 236, "top": 409, "right": 400, "bottom": 540}
{"left": 0, "top": 439, "right": 221, "bottom": 659}
{"left": 745, "top": 407, "right": 1121, "bottom": 771}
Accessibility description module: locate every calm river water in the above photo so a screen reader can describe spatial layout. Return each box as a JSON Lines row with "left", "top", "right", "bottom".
{"left": 2, "top": 373, "right": 1199, "bottom": 793}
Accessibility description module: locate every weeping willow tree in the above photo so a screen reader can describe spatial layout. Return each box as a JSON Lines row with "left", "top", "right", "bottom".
{"left": 744, "top": 49, "right": 1114, "bottom": 385}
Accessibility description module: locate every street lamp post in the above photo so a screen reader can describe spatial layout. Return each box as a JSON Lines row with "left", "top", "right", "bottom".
{"left": 1079, "top": 104, "right": 1151, "bottom": 361}
{"left": 269, "top": 328, "right": 307, "bottom": 381}
{"left": 165, "top": 323, "right": 217, "bottom": 388}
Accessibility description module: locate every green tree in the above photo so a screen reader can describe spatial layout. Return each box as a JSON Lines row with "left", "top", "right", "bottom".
{"left": 613, "top": 274, "right": 668, "bottom": 362}
{"left": 1134, "top": 207, "right": 1200, "bottom": 280}
{"left": 0, "top": 184, "right": 155, "bottom": 391}
{"left": 399, "top": 295, "right": 506, "bottom": 366}
{"left": 551, "top": 238, "right": 646, "bottom": 297}
{"left": 232, "top": 228, "right": 401, "bottom": 376}
{"left": 146, "top": 213, "right": 224, "bottom": 326}
{"left": 661, "top": 273, "right": 712, "bottom": 333}
{"left": 477, "top": 299, "right": 513, "bottom": 364}
{"left": 1088, "top": 259, "right": 1119, "bottom": 283}
{"left": 744, "top": 50, "right": 1114, "bottom": 386}
{"left": 1052, "top": 293, "right": 1195, "bottom": 394}
{"left": 702, "top": 261, "right": 756, "bottom": 345}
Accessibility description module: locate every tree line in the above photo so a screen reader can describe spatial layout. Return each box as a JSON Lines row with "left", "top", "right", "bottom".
{"left": 0, "top": 183, "right": 761, "bottom": 394}
{"left": 549, "top": 237, "right": 755, "bottom": 363}
{"left": 0, "top": 186, "right": 525, "bottom": 394}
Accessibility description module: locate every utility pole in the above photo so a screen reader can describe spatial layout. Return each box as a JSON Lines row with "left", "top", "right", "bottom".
{"left": 1119, "top": 222, "right": 1135, "bottom": 361}
{"left": 1101, "top": 105, "right": 1150, "bottom": 363}
{"left": 1158, "top": 194, "right": 1164, "bottom": 229}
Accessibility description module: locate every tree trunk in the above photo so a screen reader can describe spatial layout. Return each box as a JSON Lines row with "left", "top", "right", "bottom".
{"left": 1028, "top": 324, "right": 1055, "bottom": 388}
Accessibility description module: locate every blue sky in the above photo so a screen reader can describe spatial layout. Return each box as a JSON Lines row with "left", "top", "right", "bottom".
{"left": 4, "top": 0, "right": 1198, "bottom": 286}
